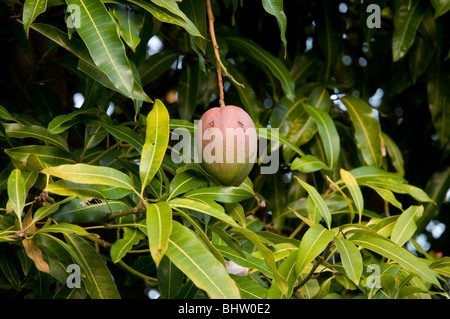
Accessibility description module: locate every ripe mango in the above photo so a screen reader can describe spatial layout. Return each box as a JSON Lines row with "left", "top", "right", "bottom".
{"left": 195, "top": 105, "right": 257, "bottom": 186}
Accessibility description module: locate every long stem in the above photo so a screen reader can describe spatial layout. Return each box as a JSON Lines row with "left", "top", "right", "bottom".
{"left": 206, "top": 0, "right": 225, "bottom": 107}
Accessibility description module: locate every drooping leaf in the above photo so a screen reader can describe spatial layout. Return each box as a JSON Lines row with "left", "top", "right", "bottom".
{"left": 261, "top": 0, "right": 287, "bottom": 58}
{"left": 146, "top": 201, "right": 172, "bottom": 267}
{"left": 348, "top": 230, "right": 440, "bottom": 286}
{"left": 140, "top": 100, "right": 170, "bottom": 195}
{"left": 177, "top": 62, "right": 200, "bottom": 121}
{"left": 112, "top": 4, "right": 144, "bottom": 52}
{"left": 334, "top": 236, "right": 363, "bottom": 286}
{"left": 64, "top": 234, "right": 121, "bottom": 299}
{"left": 392, "top": 0, "right": 425, "bottom": 62}
{"left": 165, "top": 221, "right": 241, "bottom": 299}
{"left": 294, "top": 177, "right": 332, "bottom": 229}
{"left": 295, "top": 224, "right": 335, "bottom": 276}
{"left": 128, "top": 0, "right": 203, "bottom": 37}
{"left": 226, "top": 35, "right": 295, "bottom": 101}
{"left": 111, "top": 227, "right": 145, "bottom": 263}
{"left": 65, "top": 0, "right": 150, "bottom": 101}
{"left": 23, "top": 0, "right": 48, "bottom": 37}
{"left": 7, "top": 169, "right": 26, "bottom": 224}
{"left": 391, "top": 205, "right": 424, "bottom": 247}
{"left": 291, "top": 155, "right": 329, "bottom": 173}
{"left": 303, "top": 103, "right": 340, "bottom": 169}
{"left": 340, "top": 168, "right": 364, "bottom": 223}
{"left": 341, "top": 95, "right": 383, "bottom": 167}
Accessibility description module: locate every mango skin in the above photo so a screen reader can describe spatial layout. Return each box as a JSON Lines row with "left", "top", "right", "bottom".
{"left": 195, "top": 105, "right": 257, "bottom": 186}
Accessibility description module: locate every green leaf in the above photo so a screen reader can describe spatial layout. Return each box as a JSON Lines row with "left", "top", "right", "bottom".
{"left": 427, "top": 50, "right": 450, "bottom": 147}
{"left": 178, "top": 62, "right": 200, "bottom": 121}
{"left": 0, "top": 105, "right": 16, "bottom": 122}
{"left": 128, "top": 0, "right": 203, "bottom": 37}
{"left": 181, "top": 0, "right": 207, "bottom": 53}
{"left": 430, "top": 0, "right": 450, "bottom": 18}
{"left": 381, "top": 132, "right": 405, "bottom": 176}
{"left": 169, "top": 198, "right": 237, "bottom": 227}
{"left": 4, "top": 123, "right": 69, "bottom": 151}
{"left": 348, "top": 230, "right": 440, "bottom": 286}
{"left": 261, "top": 0, "right": 287, "bottom": 58}
{"left": 150, "top": 0, "right": 188, "bottom": 21}
{"left": 53, "top": 197, "right": 129, "bottom": 223}
{"left": 334, "top": 236, "right": 362, "bottom": 286}
{"left": 112, "top": 4, "right": 144, "bottom": 52}
{"left": 37, "top": 223, "right": 89, "bottom": 236}
{"left": 340, "top": 168, "right": 364, "bottom": 223}
{"left": 157, "top": 256, "right": 185, "bottom": 299}
{"left": 146, "top": 201, "right": 172, "bottom": 267}
{"left": 226, "top": 35, "right": 295, "bottom": 101}
{"left": 5, "top": 145, "right": 76, "bottom": 168}
{"left": 138, "top": 50, "right": 178, "bottom": 85}
{"left": 7, "top": 169, "right": 26, "bottom": 225}
{"left": 341, "top": 95, "right": 383, "bottom": 167}
{"left": 111, "top": 227, "right": 145, "bottom": 263}
{"left": 391, "top": 205, "right": 424, "bottom": 247}
{"left": 168, "top": 170, "right": 206, "bottom": 201}
{"left": 392, "top": 0, "right": 425, "bottom": 62}
{"left": 316, "top": 1, "right": 341, "bottom": 81}
{"left": 165, "top": 221, "right": 241, "bottom": 299}
{"left": 65, "top": 0, "right": 150, "bottom": 101}
{"left": 217, "top": 245, "right": 273, "bottom": 278}
{"left": 96, "top": 122, "right": 144, "bottom": 153}
{"left": 232, "top": 275, "right": 268, "bottom": 299}
{"left": 283, "top": 88, "right": 331, "bottom": 162}
{"left": 303, "top": 103, "right": 340, "bottom": 169}
{"left": 295, "top": 224, "right": 335, "bottom": 276}
{"left": 291, "top": 155, "right": 329, "bottom": 173}
{"left": 32, "top": 196, "right": 75, "bottom": 223}
{"left": 23, "top": 0, "right": 48, "bottom": 37}
{"left": 42, "top": 163, "right": 136, "bottom": 192}
{"left": 46, "top": 180, "right": 131, "bottom": 200}
{"left": 294, "top": 176, "right": 332, "bottom": 229}
{"left": 64, "top": 234, "right": 121, "bottom": 299}
{"left": 267, "top": 251, "right": 297, "bottom": 298}
{"left": 140, "top": 99, "right": 170, "bottom": 196}
{"left": 429, "top": 257, "right": 450, "bottom": 277}
{"left": 184, "top": 184, "right": 254, "bottom": 204}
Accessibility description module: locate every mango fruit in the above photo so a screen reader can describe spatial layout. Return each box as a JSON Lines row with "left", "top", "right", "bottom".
{"left": 195, "top": 105, "right": 257, "bottom": 186}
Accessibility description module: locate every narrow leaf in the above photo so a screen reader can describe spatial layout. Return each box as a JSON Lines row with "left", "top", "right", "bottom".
{"left": 111, "top": 227, "right": 145, "bottom": 263}
{"left": 65, "top": 234, "right": 121, "bottom": 298}
{"left": 392, "top": 0, "right": 425, "bottom": 62}
{"left": 334, "top": 236, "right": 363, "bottom": 285}
{"left": 23, "top": 0, "right": 48, "bottom": 37}
{"left": 165, "top": 221, "right": 241, "bottom": 299}
{"left": 140, "top": 99, "right": 170, "bottom": 195}
{"left": 7, "top": 169, "right": 26, "bottom": 224}
{"left": 146, "top": 201, "right": 172, "bottom": 266}
{"left": 391, "top": 205, "right": 424, "bottom": 247}
{"left": 349, "top": 230, "right": 440, "bottom": 286}
{"left": 42, "top": 163, "right": 135, "bottom": 192}
{"left": 341, "top": 95, "right": 383, "bottom": 167}
{"left": 303, "top": 103, "right": 340, "bottom": 169}
{"left": 294, "top": 176, "right": 332, "bottom": 229}
{"left": 340, "top": 168, "right": 364, "bottom": 223}
{"left": 295, "top": 224, "right": 335, "bottom": 276}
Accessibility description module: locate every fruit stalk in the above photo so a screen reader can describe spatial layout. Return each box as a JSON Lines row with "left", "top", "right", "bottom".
{"left": 206, "top": 0, "right": 225, "bottom": 107}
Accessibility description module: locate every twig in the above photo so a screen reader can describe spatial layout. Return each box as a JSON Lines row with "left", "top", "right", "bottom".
{"left": 206, "top": 0, "right": 225, "bottom": 107}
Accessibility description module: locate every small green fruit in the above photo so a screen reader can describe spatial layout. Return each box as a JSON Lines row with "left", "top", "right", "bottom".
{"left": 196, "top": 105, "right": 257, "bottom": 186}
